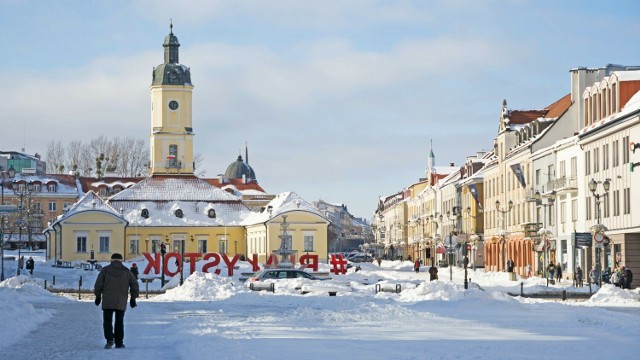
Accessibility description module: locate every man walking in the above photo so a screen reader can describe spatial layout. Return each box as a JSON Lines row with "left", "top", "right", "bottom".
{"left": 94, "top": 253, "right": 139, "bottom": 349}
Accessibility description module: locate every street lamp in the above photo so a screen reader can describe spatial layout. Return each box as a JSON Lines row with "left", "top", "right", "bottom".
{"left": 495, "top": 199, "right": 513, "bottom": 271}
{"left": 0, "top": 213, "right": 8, "bottom": 280}
{"left": 534, "top": 190, "right": 556, "bottom": 281}
{"left": 0, "top": 166, "right": 16, "bottom": 205}
{"left": 588, "top": 178, "right": 610, "bottom": 286}
{"left": 446, "top": 207, "right": 459, "bottom": 282}
{"left": 15, "top": 218, "right": 28, "bottom": 275}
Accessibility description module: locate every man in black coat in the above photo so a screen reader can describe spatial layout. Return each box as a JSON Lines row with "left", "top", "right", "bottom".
{"left": 94, "top": 253, "right": 139, "bottom": 349}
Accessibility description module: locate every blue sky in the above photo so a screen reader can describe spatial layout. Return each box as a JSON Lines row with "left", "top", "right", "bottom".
{"left": 1, "top": 0, "right": 639, "bottom": 219}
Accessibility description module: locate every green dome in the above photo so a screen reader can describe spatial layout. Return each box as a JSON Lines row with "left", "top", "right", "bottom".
{"left": 224, "top": 156, "right": 256, "bottom": 180}
{"left": 151, "top": 24, "right": 192, "bottom": 86}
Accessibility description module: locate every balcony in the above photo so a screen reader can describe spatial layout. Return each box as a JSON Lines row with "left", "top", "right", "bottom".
{"left": 546, "top": 177, "right": 577, "bottom": 193}
{"left": 165, "top": 159, "right": 183, "bottom": 169}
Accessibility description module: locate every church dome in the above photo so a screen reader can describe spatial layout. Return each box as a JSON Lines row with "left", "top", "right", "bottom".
{"left": 224, "top": 155, "right": 256, "bottom": 180}
{"left": 151, "top": 24, "right": 192, "bottom": 86}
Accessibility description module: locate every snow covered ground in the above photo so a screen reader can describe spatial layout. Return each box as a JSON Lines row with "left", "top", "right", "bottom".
{"left": 1, "top": 251, "right": 639, "bottom": 359}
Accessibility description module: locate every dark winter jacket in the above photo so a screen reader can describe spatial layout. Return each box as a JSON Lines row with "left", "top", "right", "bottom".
{"left": 94, "top": 261, "right": 139, "bottom": 311}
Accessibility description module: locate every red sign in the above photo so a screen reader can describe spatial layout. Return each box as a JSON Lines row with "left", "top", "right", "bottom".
{"left": 141, "top": 252, "right": 320, "bottom": 277}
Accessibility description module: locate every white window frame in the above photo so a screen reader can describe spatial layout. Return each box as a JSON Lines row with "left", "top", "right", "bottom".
{"left": 303, "top": 231, "right": 315, "bottom": 252}
{"left": 129, "top": 237, "right": 139, "bottom": 255}
{"left": 99, "top": 232, "right": 111, "bottom": 253}
{"left": 76, "top": 232, "right": 88, "bottom": 253}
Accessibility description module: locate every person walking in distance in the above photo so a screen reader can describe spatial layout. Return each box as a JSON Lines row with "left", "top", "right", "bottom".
{"left": 25, "top": 257, "right": 35, "bottom": 275}
{"left": 94, "top": 253, "right": 139, "bottom": 349}
{"left": 130, "top": 263, "right": 139, "bottom": 280}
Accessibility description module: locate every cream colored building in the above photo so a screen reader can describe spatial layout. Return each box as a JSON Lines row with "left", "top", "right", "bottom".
{"left": 45, "top": 26, "right": 328, "bottom": 266}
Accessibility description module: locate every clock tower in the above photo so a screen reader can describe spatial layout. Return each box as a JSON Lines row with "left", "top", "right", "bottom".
{"left": 149, "top": 23, "right": 195, "bottom": 175}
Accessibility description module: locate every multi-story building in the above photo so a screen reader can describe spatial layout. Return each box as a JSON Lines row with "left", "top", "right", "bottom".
{"left": 578, "top": 69, "right": 640, "bottom": 288}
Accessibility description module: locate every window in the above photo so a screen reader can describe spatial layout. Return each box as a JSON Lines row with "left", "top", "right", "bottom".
{"left": 198, "top": 239, "right": 207, "bottom": 253}
{"left": 593, "top": 147, "right": 599, "bottom": 173}
{"left": 559, "top": 160, "right": 566, "bottom": 178}
{"left": 33, "top": 184, "right": 41, "bottom": 192}
{"left": 173, "top": 240, "right": 182, "bottom": 253}
{"left": 613, "top": 190, "right": 620, "bottom": 217}
{"left": 603, "top": 144, "right": 609, "bottom": 170}
{"left": 168, "top": 144, "right": 179, "bottom": 167}
{"left": 560, "top": 202, "right": 566, "bottom": 224}
{"left": 613, "top": 140, "right": 619, "bottom": 167}
{"left": 603, "top": 194, "right": 610, "bottom": 218}
{"left": 48, "top": 184, "right": 57, "bottom": 192}
{"left": 585, "top": 151, "right": 591, "bottom": 175}
{"left": 303, "top": 232, "right": 315, "bottom": 252}
{"left": 570, "top": 157, "right": 577, "bottom": 178}
{"left": 623, "top": 188, "right": 630, "bottom": 215}
{"left": 586, "top": 197, "right": 591, "bottom": 220}
{"left": 547, "top": 164, "right": 554, "bottom": 182}
{"left": 76, "top": 235, "right": 87, "bottom": 253}
{"left": 548, "top": 204, "right": 554, "bottom": 226}
{"left": 571, "top": 199, "right": 577, "bottom": 222}
{"left": 99, "top": 188, "right": 107, "bottom": 197}
{"left": 219, "top": 237, "right": 228, "bottom": 254}
{"left": 48, "top": 202, "right": 57, "bottom": 212}
{"left": 129, "top": 239, "right": 139, "bottom": 255}
{"left": 151, "top": 239, "right": 161, "bottom": 253}
{"left": 622, "top": 136, "right": 630, "bottom": 164}
{"left": 535, "top": 169, "right": 541, "bottom": 187}
{"left": 99, "top": 235, "right": 110, "bottom": 253}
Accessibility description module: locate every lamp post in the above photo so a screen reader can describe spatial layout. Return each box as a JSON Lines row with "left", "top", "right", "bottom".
{"left": 535, "top": 190, "right": 556, "bottom": 281}
{"left": 495, "top": 199, "right": 513, "bottom": 271}
{"left": 0, "top": 166, "right": 16, "bottom": 205}
{"left": 588, "top": 178, "right": 610, "bottom": 286}
{"left": 15, "top": 218, "right": 28, "bottom": 275}
{"left": 0, "top": 214, "right": 8, "bottom": 281}
{"left": 446, "top": 207, "right": 459, "bottom": 282}
{"left": 179, "top": 238, "right": 185, "bottom": 286}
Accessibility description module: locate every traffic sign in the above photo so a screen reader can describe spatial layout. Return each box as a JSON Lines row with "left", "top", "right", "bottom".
{"left": 572, "top": 232, "right": 592, "bottom": 247}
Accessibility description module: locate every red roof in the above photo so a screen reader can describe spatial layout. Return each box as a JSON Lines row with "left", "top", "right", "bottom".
{"left": 204, "top": 178, "right": 265, "bottom": 193}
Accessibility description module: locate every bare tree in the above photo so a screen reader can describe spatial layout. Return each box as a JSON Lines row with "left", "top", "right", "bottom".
{"left": 45, "top": 140, "right": 66, "bottom": 174}
{"left": 193, "top": 152, "right": 207, "bottom": 177}
{"left": 48, "top": 136, "right": 149, "bottom": 177}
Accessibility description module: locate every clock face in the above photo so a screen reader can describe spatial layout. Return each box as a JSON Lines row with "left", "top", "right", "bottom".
{"left": 169, "top": 100, "right": 179, "bottom": 110}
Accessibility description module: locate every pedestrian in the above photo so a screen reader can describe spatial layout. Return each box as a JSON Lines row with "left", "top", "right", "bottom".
{"left": 556, "top": 263, "right": 563, "bottom": 283}
{"left": 602, "top": 267, "right": 611, "bottom": 284}
{"left": 18, "top": 256, "right": 24, "bottom": 270}
{"left": 428, "top": 264, "right": 438, "bottom": 281}
{"left": 621, "top": 266, "right": 633, "bottom": 289}
{"left": 575, "top": 266, "right": 583, "bottom": 287}
{"left": 414, "top": 259, "right": 420, "bottom": 273}
{"left": 130, "top": 263, "right": 139, "bottom": 280}
{"left": 548, "top": 263, "right": 555, "bottom": 281}
{"left": 589, "top": 266, "right": 600, "bottom": 285}
{"left": 507, "top": 258, "right": 514, "bottom": 273}
{"left": 25, "top": 257, "right": 35, "bottom": 275}
{"left": 377, "top": 257, "right": 382, "bottom": 267}
{"left": 94, "top": 253, "right": 139, "bottom": 349}
{"left": 611, "top": 267, "right": 621, "bottom": 288}
{"left": 525, "top": 264, "right": 532, "bottom": 278}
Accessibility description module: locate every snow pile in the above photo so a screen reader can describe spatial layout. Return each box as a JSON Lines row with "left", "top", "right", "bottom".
{"left": 155, "top": 272, "right": 244, "bottom": 301}
{"left": 0, "top": 275, "right": 63, "bottom": 301}
{"left": 587, "top": 284, "right": 640, "bottom": 305}
{"left": 388, "top": 280, "right": 517, "bottom": 303}
{"left": 0, "top": 277, "right": 59, "bottom": 350}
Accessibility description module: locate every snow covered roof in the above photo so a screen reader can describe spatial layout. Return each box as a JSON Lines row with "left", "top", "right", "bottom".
{"left": 124, "top": 201, "right": 250, "bottom": 227}
{"left": 11, "top": 174, "right": 79, "bottom": 196}
{"left": 242, "top": 192, "right": 328, "bottom": 226}
{"left": 108, "top": 175, "right": 240, "bottom": 202}
{"left": 580, "top": 89, "right": 640, "bottom": 136}
{"left": 54, "top": 191, "right": 122, "bottom": 224}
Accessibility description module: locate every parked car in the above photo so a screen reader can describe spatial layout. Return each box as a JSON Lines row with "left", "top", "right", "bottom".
{"left": 247, "top": 269, "right": 330, "bottom": 283}
{"left": 349, "top": 253, "right": 373, "bottom": 263}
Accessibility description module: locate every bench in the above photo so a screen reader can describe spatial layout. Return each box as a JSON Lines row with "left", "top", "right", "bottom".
{"left": 53, "top": 261, "right": 74, "bottom": 268}
{"left": 375, "top": 283, "right": 402, "bottom": 294}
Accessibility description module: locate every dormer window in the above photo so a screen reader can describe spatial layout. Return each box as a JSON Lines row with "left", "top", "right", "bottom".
{"left": 99, "top": 188, "right": 107, "bottom": 197}
{"left": 33, "top": 184, "right": 41, "bottom": 192}
{"left": 48, "top": 184, "right": 57, "bottom": 192}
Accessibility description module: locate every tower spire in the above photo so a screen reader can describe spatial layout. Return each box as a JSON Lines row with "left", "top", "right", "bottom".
{"left": 245, "top": 142, "right": 249, "bottom": 165}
